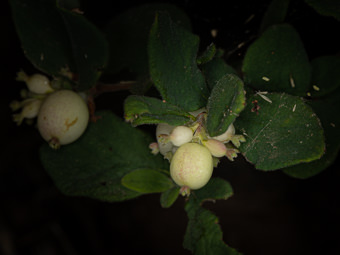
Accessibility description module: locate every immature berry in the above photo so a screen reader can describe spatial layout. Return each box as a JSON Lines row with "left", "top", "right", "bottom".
{"left": 156, "top": 123, "right": 175, "bottom": 156}
{"left": 170, "top": 142, "right": 213, "bottom": 190}
{"left": 203, "top": 139, "right": 227, "bottom": 157}
{"left": 12, "top": 99, "right": 42, "bottom": 125}
{"left": 37, "top": 90, "right": 89, "bottom": 149}
{"left": 16, "top": 70, "right": 54, "bottom": 94}
{"left": 169, "top": 125, "right": 193, "bottom": 147}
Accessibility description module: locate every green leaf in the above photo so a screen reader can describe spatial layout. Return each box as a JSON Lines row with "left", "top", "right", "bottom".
{"left": 202, "top": 56, "right": 238, "bottom": 90}
{"left": 206, "top": 74, "right": 246, "bottom": 137}
{"left": 183, "top": 178, "right": 239, "bottom": 255}
{"left": 184, "top": 204, "right": 241, "bottom": 255}
{"left": 160, "top": 186, "right": 180, "bottom": 208}
{"left": 308, "top": 56, "right": 340, "bottom": 97}
{"left": 121, "top": 169, "right": 174, "bottom": 193}
{"left": 259, "top": 0, "right": 291, "bottom": 33}
{"left": 234, "top": 93, "right": 325, "bottom": 170}
{"left": 197, "top": 43, "right": 217, "bottom": 65}
{"left": 124, "top": 95, "right": 194, "bottom": 126}
{"left": 242, "top": 24, "right": 311, "bottom": 96}
{"left": 148, "top": 12, "right": 209, "bottom": 111}
{"left": 304, "top": 0, "right": 340, "bottom": 20}
{"left": 10, "top": 0, "right": 108, "bottom": 91}
{"left": 39, "top": 111, "right": 168, "bottom": 202}
{"left": 192, "top": 177, "right": 234, "bottom": 203}
{"left": 283, "top": 88, "right": 340, "bottom": 178}
{"left": 105, "top": 3, "right": 191, "bottom": 76}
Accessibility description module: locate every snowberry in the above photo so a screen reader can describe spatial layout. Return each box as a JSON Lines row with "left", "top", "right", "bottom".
{"left": 169, "top": 125, "right": 193, "bottom": 147}
{"left": 16, "top": 70, "right": 54, "bottom": 94}
{"left": 170, "top": 142, "right": 213, "bottom": 190}
{"left": 156, "top": 123, "right": 175, "bottom": 156}
{"left": 37, "top": 89, "right": 89, "bottom": 149}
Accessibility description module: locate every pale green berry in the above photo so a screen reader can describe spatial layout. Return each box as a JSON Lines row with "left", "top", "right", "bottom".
{"left": 203, "top": 139, "right": 227, "bottom": 157}
{"left": 37, "top": 90, "right": 89, "bottom": 149}
{"left": 16, "top": 70, "right": 54, "bottom": 94}
{"left": 170, "top": 143, "right": 213, "bottom": 190}
{"left": 169, "top": 125, "right": 193, "bottom": 147}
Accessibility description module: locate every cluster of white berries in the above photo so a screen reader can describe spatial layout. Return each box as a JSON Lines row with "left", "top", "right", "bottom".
{"left": 10, "top": 70, "right": 89, "bottom": 149}
{"left": 150, "top": 109, "right": 245, "bottom": 195}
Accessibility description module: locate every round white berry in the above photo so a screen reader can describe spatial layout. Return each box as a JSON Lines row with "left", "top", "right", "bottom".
{"left": 17, "top": 70, "right": 54, "bottom": 94}
{"left": 37, "top": 90, "right": 89, "bottom": 149}
{"left": 156, "top": 123, "right": 175, "bottom": 155}
{"left": 169, "top": 125, "right": 193, "bottom": 147}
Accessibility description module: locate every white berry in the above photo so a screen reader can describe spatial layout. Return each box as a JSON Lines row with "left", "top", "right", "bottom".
{"left": 16, "top": 70, "right": 54, "bottom": 94}
{"left": 169, "top": 125, "right": 193, "bottom": 147}
{"left": 37, "top": 90, "right": 89, "bottom": 149}
{"left": 156, "top": 123, "right": 175, "bottom": 156}
{"left": 170, "top": 143, "right": 213, "bottom": 190}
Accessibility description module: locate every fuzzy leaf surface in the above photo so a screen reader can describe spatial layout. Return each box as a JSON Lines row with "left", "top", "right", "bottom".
{"left": 259, "top": 0, "right": 291, "bottom": 33}
{"left": 283, "top": 88, "right": 340, "bottom": 178}
{"left": 184, "top": 178, "right": 240, "bottom": 255}
{"left": 242, "top": 24, "right": 311, "bottom": 96}
{"left": 39, "top": 111, "right": 167, "bottom": 202}
{"left": 124, "top": 95, "right": 193, "bottom": 126}
{"left": 202, "top": 56, "right": 237, "bottom": 90}
{"left": 105, "top": 3, "right": 191, "bottom": 76}
{"left": 234, "top": 93, "right": 325, "bottom": 170}
{"left": 206, "top": 74, "right": 246, "bottom": 137}
{"left": 9, "top": 0, "right": 108, "bottom": 91}
{"left": 148, "top": 12, "right": 209, "bottom": 111}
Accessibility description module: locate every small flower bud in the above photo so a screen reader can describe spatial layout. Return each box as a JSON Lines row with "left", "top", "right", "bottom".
{"left": 203, "top": 139, "right": 227, "bottom": 157}
{"left": 149, "top": 142, "right": 159, "bottom": 155}
{"left": 16, "top": 70, "right": 54, "bottom": 94}
{"left": 12, "top": 99, "right": 42, "bottom": 125}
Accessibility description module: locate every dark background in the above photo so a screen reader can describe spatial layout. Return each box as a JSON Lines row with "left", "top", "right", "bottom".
{"left": 1, "top": 0, "right": 339, "bottom": 254}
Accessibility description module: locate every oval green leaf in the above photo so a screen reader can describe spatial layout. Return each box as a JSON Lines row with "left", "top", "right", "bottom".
{"left": 206, "top": 74, "right": 246, "bottom": 137}
{"left": 105, "top": 3, "right": 191, "bottom": 76}
{"left": 184, "top": 178, "right": 240, "bottom": 255}
{"left": 39, "top": 111, "right": 168, "bottom": 202}
{"left": 234, "top": 93, "right": 325, "bottom": 170}
{"left": 160, "top": 186, "right": 180, "bottom": 208}
{"left": 283, "top": 87, "right": 340, "bottom": 178}
{"left": 124, "top": 95, "right": 193, "bottom": 126}
{"left": 242, "top": 24, "right": 311, "bottom": 96}
{"left": 202, "top": 56, "right": 238, "bottom": 90}
{"left": 121, "top": 169, "right": 174, "bottom": 193}
{"left": 308, "top": 55, "right": 340, "bottom": 97}
{"left": 10, "top": 0, "right": 108, "bottom": 91}
{"left": 148, "top": 12, "right": 209, "bottom": 111}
